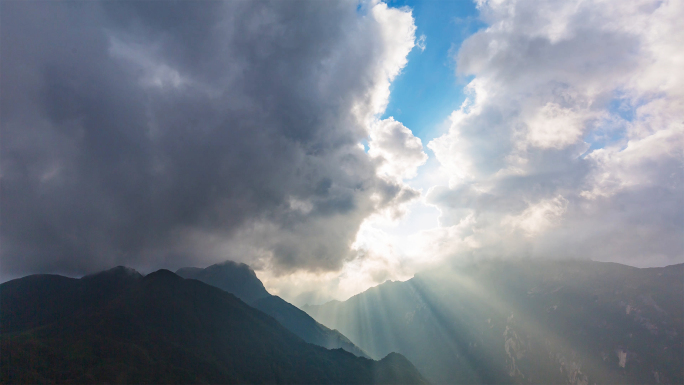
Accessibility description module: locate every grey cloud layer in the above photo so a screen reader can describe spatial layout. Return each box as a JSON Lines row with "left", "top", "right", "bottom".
{"left": 0, "top": 1, "right": 418, "bottom": 278}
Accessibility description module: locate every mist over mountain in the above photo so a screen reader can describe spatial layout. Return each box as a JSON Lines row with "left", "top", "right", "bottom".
{"left": 0, "top": 267, "right": 426, "bottom": 384}
{"left": 304, "top": 260, "right": 684, "bottom": 384}
{"left": 176, "top": 261, "right": 368, "bottom": 357}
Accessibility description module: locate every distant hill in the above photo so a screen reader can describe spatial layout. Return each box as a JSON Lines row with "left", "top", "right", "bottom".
{"left": 0, "top": 267, "right": 427, "bottom": 384}
{"left": 177, "top": 261, "right": 368, "bottom": 358}
{"left": 304, "top": 260, "right": 684, "bottom": 384}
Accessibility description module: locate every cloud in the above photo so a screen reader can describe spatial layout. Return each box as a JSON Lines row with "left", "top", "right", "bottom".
{"left": 0, "top": 1, "right": 419, "bottom": 278}
{"left": 501, "top": 195, "right": 568, "bottom": 237}
{"left": 421, "top": 0, "right": 684, "bottom": 267}
{"left": 368, "top": 117, "right": 428, "bottom": 182}
{"left": 416, "top": 34, "right": 427, "bottom": 51}
{"left": 259, "top": 0, "right": 682, "bottom": 301}
{"left": 525, "top": 102, "right": 592, "bottom": 149}
{"left": 3, "top": 0, "right": 680, "bottom": 301}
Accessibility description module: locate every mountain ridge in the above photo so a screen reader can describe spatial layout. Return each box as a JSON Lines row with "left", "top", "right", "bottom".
{"left": 1, "top": 267, "right": 426, "bottom": 384}
{"left": 176, "top": 260, "right": 369, "bottom": 358}
{"left": 304, "top": 260, "right": 684, "bottom": 384}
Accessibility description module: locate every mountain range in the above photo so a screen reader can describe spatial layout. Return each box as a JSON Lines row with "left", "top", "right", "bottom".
{"left": 176, "top": 261, "right": 368, "bottom": 358}
{"left": 0, "top": 267, "right": 426, "bottom": 384}
{"left": 304, "top": 260, "right": 684, "bottom": 385}
{"left": 3, "top": 259, "right": 681, "bottom": 384}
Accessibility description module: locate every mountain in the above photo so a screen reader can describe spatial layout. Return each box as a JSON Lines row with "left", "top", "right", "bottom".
{"left": 0, "top": 267, "right": 426, "bottom": 384}
{"left": 176, "top": 261, "right": 271, "bottom": 303}
{"left": 176, "top": 261, "right": 368, "bottom": 358}
{"left": 304, "top": 260, "right": 684, "bottom": 385}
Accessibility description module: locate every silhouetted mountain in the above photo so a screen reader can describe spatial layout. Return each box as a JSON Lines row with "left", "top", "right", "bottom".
{"left": 176, "top": 261, "right": 271, "bottom": 303}
{"left": 1, "top": 268, "right": 427, "bottom": 384}
{"left": 177, "top": 261, "right": 368, "bottom": 358}
{"left": 304, "top": 260, "right": 684, "bottom": 384}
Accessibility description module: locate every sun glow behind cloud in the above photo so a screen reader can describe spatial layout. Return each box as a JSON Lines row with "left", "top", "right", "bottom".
{"left": 263, "top": 0, "right": 683, "bottom": 304}
{"left": 1, "top": 0, "right": 681, "bottom": 302}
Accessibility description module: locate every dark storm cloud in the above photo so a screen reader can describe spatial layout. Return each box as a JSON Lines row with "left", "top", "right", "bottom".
{"left": 0, "top": 0, "right": 417, "bottom": 278}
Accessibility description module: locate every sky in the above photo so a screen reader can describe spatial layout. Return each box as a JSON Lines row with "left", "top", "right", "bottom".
{"left": 1, "top": 0, "right": 682, "bottom": 304}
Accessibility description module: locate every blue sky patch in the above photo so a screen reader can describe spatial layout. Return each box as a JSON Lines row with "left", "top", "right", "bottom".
{"left": 382, "top": 0, "right": 485, "bottom": 142}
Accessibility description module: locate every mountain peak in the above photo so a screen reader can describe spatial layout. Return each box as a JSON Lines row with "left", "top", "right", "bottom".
{"left": 144, "top": 269, "right": 183, "bottom": 283}
{"left": 210, "top": 260, "right": 259, "bottom": 277}
{"left": 176, "top": 260, "right": 368, "bottom": 358}
{"left": 176, "top": 260, "right": 269, "bottom": 303}
{"left": 83, "top": 266, "right": 143, "bottom": 281}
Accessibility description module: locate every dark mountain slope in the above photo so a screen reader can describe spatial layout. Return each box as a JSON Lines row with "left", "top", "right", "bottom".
{"left": 1, "top": 268, "right": 426, "bottom": 384}
{"left": 304, "top": 260, "right": 684, "bottom": 385}
{"left": 177, "top": 261, "right": 368, "bottom": 358}
{"left": 1, "top": 266, "right": 143, "bottom": 334}
{"left": 250, "top": 295, "right": 366, "bottom": 357}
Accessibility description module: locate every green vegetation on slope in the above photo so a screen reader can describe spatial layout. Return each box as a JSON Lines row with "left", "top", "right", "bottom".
{"left": 1, "top": 267, "right": 426, "bottom": 384}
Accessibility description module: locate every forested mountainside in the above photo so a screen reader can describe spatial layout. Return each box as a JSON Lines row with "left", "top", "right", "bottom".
{"left": 305, "top": 260, "right": 684, "bottom": 385}
{"left": 1, "top": 267, "right": 425, "bottom": 384}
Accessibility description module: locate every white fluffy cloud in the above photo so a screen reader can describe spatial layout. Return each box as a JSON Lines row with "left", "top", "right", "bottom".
{"left": 278, "top": 0, "right": 683, "bottom": 303}
{"left": 355, "top": 2, "right": 418, "bottom": 122}
{"left": 501, "top": 195, "right": 568, "bottom": 237}
{"left": 525, "top": 103, "right": 590, "bottom": 149}
{"left": 368, "top": 117, "right": 428, "bottom": 182}
{"left": 421, "top": 0, "right": 683, "bottom": 267}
